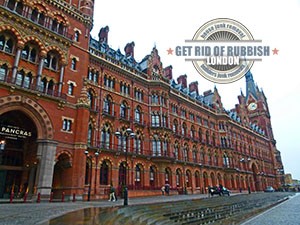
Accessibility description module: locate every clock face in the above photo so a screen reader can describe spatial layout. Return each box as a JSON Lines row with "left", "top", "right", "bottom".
{"left": 248, "top": 102, "right": 257, "bottom": 111}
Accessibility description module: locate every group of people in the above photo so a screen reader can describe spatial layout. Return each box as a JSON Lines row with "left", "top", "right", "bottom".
{"left": 161, "top": 184, "right": 170, "bottom": 195}
{"left": 208, "top": 184, "right": 224, "bottom": 196}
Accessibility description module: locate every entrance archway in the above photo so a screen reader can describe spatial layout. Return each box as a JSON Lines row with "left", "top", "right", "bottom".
{"left": 0, "top": 95, "right": 56, "bottom": 199}
{"left": 0, "top": 110, "right": 38, "bottom": 198}
{"left": 52, "top": 153, "right": 72, "bottom": 198}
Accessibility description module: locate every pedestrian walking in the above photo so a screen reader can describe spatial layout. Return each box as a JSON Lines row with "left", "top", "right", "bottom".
{"left": 165, "top": 184, "right": 170, "bottom": 195}
{"left": 108, "top": 185, "right": 117, "bottom": 201}
{"left": 161, "top": 185, "right": 165, "bottom": 195}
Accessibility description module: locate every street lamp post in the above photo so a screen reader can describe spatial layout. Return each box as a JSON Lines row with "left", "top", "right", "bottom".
{"left": 85, "top": 150, "right": 99, "bottom": 201}
{"left": 115, "top": 128, "right": 135, "bottom": 206}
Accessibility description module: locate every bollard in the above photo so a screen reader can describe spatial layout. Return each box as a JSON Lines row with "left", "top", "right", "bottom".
{"left": 49, "top": 192, "right": 53, "bottom": 202}
{"left": 72, "top": 193, "right": 76, "bottom": 202}
{"left": 23, "top": 192, "right": 28, "bottom": 203}
{"left": 10, "top": 192, "right": 14, "bottom": 203}
{"left": 61, "top": 192, "right": 65, "bottom": 202}
{"left": 37, "top": 193, "right": 41, "bottom": 203}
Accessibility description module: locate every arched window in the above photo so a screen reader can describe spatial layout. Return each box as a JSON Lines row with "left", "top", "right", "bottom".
{"left": 152, "top": 134, "right": 161, "bottom": 156}
{"left": 51, "top": 19, "right": 58, "bottom": 32}
{"left": 40, "top": 78, "right": 48, "bottom": 92}
{"left": 198, "top": 128, "right": 203, "bottom": 142}
{"left": 87, "top": 125, "right": 92, "bottom": 145}
{"left": 23, "top": 72, "right": 32, "bottom": 88}
{"left": 119, "top": 162, "right": 127, "bottom": 186}
{"left": 176, "top": 169, "right": 181, "bottom": 187}
{"left": 134, "top": 132, "right": 142, "bottom": 154}
{"left": 45, "top": 52, "right": 58, "bottom": 70}
{"left": 21, "top": 45, "right": 29, "bottom": 59}
{"left": 58, "top": 23, "right": 64, "bottom": 35}
{"left": 31, "top": 9, "right": 38, "bottom": 22}
{"left": 85, "top": 159, "right": 91, "bottom": 185}
{"left": 149, "top": 166, "right": 155, "bottom": 188}
{"left": 87, "top": 70, "right": 99, "bottom": 83}
{"left": 0, "top": 64, "right": 8, "bottom": 81}
{"left": 151, "top": 113, "right": 160, "bottom": 127}
{"left": 38, "top": 13, "right": 45, "bottom": 26}
{"left": 186, "top": 170, "right": 191, "bottom": 187}
{"left": 174, "top": 143, "right": 179, "bottom": 160}
{"left": 192, "top": 149, "right": 197, "bottom": 163}
{"left": 135, "top": 107, "right": 141, "bottom": 123}
{"left": 135, "top": 165, "right": 142, "bottom": 188}
{"left": 165, "top": 168, "right": 171, "bottom": 186}
{"left": 223, "top": 154, "right": 230, "bottom": 167}
{"left": 182, "top": 122, "right": 187, "bottom": 136}
{"left": 0, "top": 34, "right": 14, "bottom": 53}
{"left": 200, "top": 148, "right": 205, "bottom": 164}
{"left": 15, "top": 1, "right": 23, "bottom": 15}
{"left": 190, "top": 125, "right": 195, "bottom": 138}
{"left": 7, "top": 0, "right": 16, "bottom": 10}
{"left": 120, "top": 102, "right": 127, "bottom": 119}
{"left": 101, "top": 124, "right": 110, "bottom": 149}
{"left": 21, "top": 44, "right": 37, "bottom": 63}
{"left": 87, "top": 90, "right": 94, "bottom": 108}
{"left": 173, "top": 119, "right": 178, "bottom": 133}
{"left": 103, "top": 96, "right": 112, "bottom": 114}
{"left": 206, "top": 130, "right": 210, "bottom": 145}
{"left": 100, "top": 161, "right": 109, "bottom": 185}
{"left": 15, "top": 70, "right": 24, "bottom": 86}
{"left": 195, "top": 171, "right": 200, "bottom": 188}
{"left": 183, "top": 145, "right": 188, "bottom": 161}
{"left": 162, "top": 140, "right": 168, "bottom": 156}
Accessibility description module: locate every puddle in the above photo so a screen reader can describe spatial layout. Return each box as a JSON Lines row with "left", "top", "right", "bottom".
{"left": 41, "top": 207, "right": 121, "bottom": 225}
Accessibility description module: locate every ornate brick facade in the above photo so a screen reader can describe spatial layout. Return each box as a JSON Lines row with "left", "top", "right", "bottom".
{"left": 0, "top": 0, "right": 284, "bottom": 200}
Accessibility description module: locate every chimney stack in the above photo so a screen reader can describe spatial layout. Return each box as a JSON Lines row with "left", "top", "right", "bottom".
{"left": 124, "top": 42, "right": 135, "bottom": 58}
{"left": 164, "top": 65, "right": 173, "bottom": 80}
{"left": 189, "top": 81, "right": 199, "bottom": 95}
{"left": 98, "top": 26, "right": 109, "bottom": 44}
{"left": 177, "top": 74, "right": 187, "bottom": 89}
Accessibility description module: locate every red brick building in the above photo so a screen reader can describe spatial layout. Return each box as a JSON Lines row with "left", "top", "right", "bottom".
{"left": 0, "top": 0, "right": 284, "bottom": 201}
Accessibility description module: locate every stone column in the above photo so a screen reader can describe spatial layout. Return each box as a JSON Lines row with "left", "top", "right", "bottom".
{"left": 58, "top": 65, "right": 65, "bottom": 94}
{"left": 11, "top": 47, "right": 22, "bottom": 81}
{"left": 35, "top": 139, "right": 57, "bottom": 199}
{"left": 36, "top": 55, "right": 45, "bottom": 90}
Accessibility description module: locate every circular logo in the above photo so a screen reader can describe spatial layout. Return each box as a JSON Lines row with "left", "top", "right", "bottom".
{"left": 192, "top": 18, "right": 254, "bottom": 84}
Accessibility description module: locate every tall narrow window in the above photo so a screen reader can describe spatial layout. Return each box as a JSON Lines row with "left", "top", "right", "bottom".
{"left": 135, "top": 107, "right": 141, "bottom": 123}
{"left": 87, "top": 125, "right": 92, "bottom": 145}
{"left": 71, "top": 58, "right": 76, "bottom": 70}
{"left": 74, "top": 31, "right": 80, "bottom": 42}
{"left": 68, "top": 83, "right": 74, "bottom": 95}
{"left": 152, "top": 135, "right": 161, "bottom": 156}
{"left": 0, "top": 65, "right": 7, "bottom": 81}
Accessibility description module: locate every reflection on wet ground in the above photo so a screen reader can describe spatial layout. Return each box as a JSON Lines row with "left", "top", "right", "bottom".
{"left": 41, "top": 207, "right": 121, "bottom": 225}
{"left": 41, "top": 192, "right": 295, "bottom": 225}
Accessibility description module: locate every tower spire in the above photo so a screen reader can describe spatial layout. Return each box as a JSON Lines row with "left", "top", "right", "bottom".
{"left": 245, "top": 70, "right": 257, "bottom": 100}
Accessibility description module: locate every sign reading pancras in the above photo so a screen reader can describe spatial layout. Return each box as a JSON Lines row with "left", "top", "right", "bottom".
{"left": 173, "top": 18, "right": 274, "bottom": 84}
{"left": 0, "top": 125, "right": 32, "bottom": 139}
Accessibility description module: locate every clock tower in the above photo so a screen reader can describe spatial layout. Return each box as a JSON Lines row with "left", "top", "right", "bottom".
{"left": 245, "top": 71, "right": 274, "bottom": 141}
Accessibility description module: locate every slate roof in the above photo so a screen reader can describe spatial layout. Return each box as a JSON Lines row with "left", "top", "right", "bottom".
{"left": 89, "top": 37, "right": 265, "bottom": 136}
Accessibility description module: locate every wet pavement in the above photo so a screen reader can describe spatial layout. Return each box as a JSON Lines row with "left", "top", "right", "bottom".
{"left": 0, "top": 192, "right": 298, "bottom": 225}
{"left": 0, "top": 193, "right": 211, "bottom": 225}
{"left": 241, "top": 193, "right": 300, "bottom": 225}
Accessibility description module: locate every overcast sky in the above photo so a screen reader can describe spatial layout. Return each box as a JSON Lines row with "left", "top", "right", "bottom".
{"left": 91, "top": 0, "right": 300, "bottom": 180}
